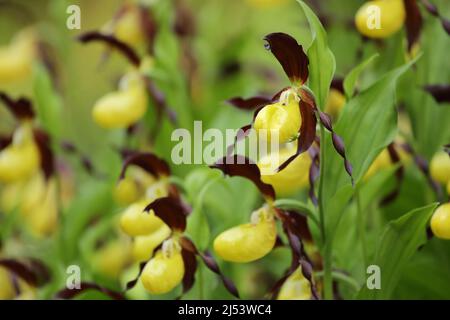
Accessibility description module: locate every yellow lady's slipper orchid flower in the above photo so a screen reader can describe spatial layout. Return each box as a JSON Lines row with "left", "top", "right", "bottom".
{"left": 430, "top": 151, "right": 450, "bottom": 185}
{"left": 447, "top": 180, "right": 450, "bottom": 196}
{"left": 0, "top": 123, "right": 40, "bottom": 183}
{"left": 430, "top": 203, "right": 450, "bottom": 240}
{"left": 325, "top": 89, "right": 346, "bottom": 120}
{"left": 355, "top": 0, "right": 405, "bottom": 39}
{"left": 0, "top": 28, "right": 36, "bottom": 85}
{"left": 92, "top": 72, "right": 148, "bottom": 129}
{"left": 253, "top": 94, "right": 301, "bottom": 144}
{"left": 277, "top": 268, "right": 312, "bottom": 300}
{"left": 120, "top": 200, "right": 166, "bottom": 236}
{"left": 140, "top": 238, "right": 185, "bottom": 294}
{"left": 93, "top": 239, "right": 132, "bottom": 278}
{"left": 132, "top": 224, "right": 171, "bottom": 263}
{"left": 258, "top": 143, "right": 311, "bottom": 196}
{"left": 364, "top": 148, "right": 392, "bottom": 180}
{"left": 214, "top": 206, "right": 277, "bottom": 263}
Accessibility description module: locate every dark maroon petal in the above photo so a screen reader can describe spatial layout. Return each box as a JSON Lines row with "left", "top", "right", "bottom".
{"left": 199, "top": 251, "right": 240, "bottom": 299}
{"left": 331, "top": 77, "right": 344, "bottom": 93}
{"left": 55, "top": 282, "right": 125, "bottom": 300}
{"left": 139, "top": 5, "right": 158, "bottom": 54}
{"left": 277, "top": 97, "right": 317, "bottom": 172}
{"left": 263, "top": 33, "right": 309, "bottom": 84}
{"left": 226, "top": 124, "right": 252, "bottom": 157}
{"left": 144, "top": 197, "right": 189, "bottom": 232}
{"left": 308, "top": 146, "right": 320, "bottom": 206}
{"left": 0, "top": 258, "right": 51, "bottom": 287}
{"left": 33, "top": 129, "right": 55, "bottom": 179}
{"left": 146, "top": 78, "right": 177, "bottom": 125}
{"left": 210, "top": 155, "right": 275, "bottom": 199}
{"left": 404, "top": 0, "right": 423, "bottom": 52}
{"left": 0, "top": 93, "right": 35, "bottom": 120}
{"left": 173, "top": 0, "right": 196, "bottom": 38}
{"left": 77, "top": 32, "right": 140, "bottom": 66}
{"left": 285, "top": 210, "right": 313, "bottom": 242}
{"left": 119, "top": 152, "right": 171, "bottom": 180}
{"left": 181, "top": 248, "right": 197, "bottom": 295}
{"left": 420, "top": 0, "right": 438, "bottom": 16}
{"left": 423, "top": 84, "right": 450, "bottom": 104}
{"left": 226, "top": 96, "right": 272, "bottom": 110}
{"left": 0, "top": 135, "right": 12, "bottom": 151}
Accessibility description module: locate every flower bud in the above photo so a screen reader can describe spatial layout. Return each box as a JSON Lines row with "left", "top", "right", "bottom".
{"left": 92, "top": 73, "right": 148, "bottom": 129}
{"left": 277, "top": 268, "right": 312, "bottom": 300}
{"left": 120, "top": 200, "right": 166, "bottom": 236}
{"left": 0, "top": 124, "right": 40, "bottom": 183}
{"left": 430, "top": 203, "right": 450, "bottom": 240}
{"left": 114, "top": 177, "right": 140, "bottom": 205}
{"left": 213, "top": 206, "right": 277, "bottom": 263}
{"left": 0, "top": 29, "right": 36, "bottom": 85}
{"left": 141, "top": 239, "right": 184, "bottom": 294}
{"left": 430, "top": 151, "right": 450, "bottom": 185}
{"left": 258, "top": 143, "right": 311, "bottom": 196}
{"left": 92, "top": 239, "right": 132, "bottom": 278}
{"left": 253, "top": 97, "right": 301, "bottom": 144}
{"left": 325, "top": 89, "right": 346, "bottom": 120}
{"left": 355, "top": 0, "right": 405, "bottom": 39}
{"left": 132, "top": 224, "right": 171, "bottom": 263}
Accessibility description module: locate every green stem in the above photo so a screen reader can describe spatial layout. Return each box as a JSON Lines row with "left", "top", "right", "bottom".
{"left": 316, "top": 270, "right": 360, "bottom": 292}
{"left": 355, "top": 184, "right": 368, "bottom": 267}
{"left": 318, "top": 123, "right": 333, "bottom": 300}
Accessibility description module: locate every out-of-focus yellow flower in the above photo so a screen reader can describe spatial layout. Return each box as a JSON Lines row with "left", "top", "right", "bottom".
{"left": 355, "top": 0, "right": 405, "bottom": 38}
{"left": 120, "top": 200, "right": 166, "bottom": 236}
{"left": 92, "top": 72, "right": 148, "bottom": 129}
{"left": 0, "top": 28, "right": 36, "bottom": 85}
{"left": 132, "top": 224, "right": 171, "bottom": 263}
{"left": 277, "top": 267, "right": 312, "bottom": 300}
{"left": 258, "top": 143, "right": 311, "bottom": 196}
{"left": 111, "top": 6, "right": 145, "bottom": 48}
{"left": 246, "top": 0, "right": 288, "bottom": 9}
{"left": 214, "top": 205, "right": 277, "bottom": 263}
{"left": 430, "top": 203, "right": 450, "bottom": 240}
{"left": 93, "top": 239, "right": 132, "bottom": 278}
{"left": 325, "top": 89, "right": 346, "bottom": 120}
{"left": 447, "top": 180, "right": 450, "bottom": 196}
{"left": 430, "top": 151, "right": 450, "bottom": 186}
{"left": 0, "top": 123, "right": 40, "bottom": 183}
{"left": 0, "top": 266, "right": 35, "bottom": 300}
{"left": 140, "top": 238, "right": 184, "bottom": 294}
{"left": 254, "top": 94, "right": 301, "bottom": 144}
{"left": 114, "top": 177, "right": 140, "bottom": 205}
{"left": 364, "top": 145, "right": 410, "bottom": 180}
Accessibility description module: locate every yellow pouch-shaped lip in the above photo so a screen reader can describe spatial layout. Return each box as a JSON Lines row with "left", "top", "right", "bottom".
{"left": 92, "top": 84, "right": 147, "bottom": 129}
{"left": 431, "top": 203, "right": 450, "bottom": 240}
{"left": 430, "top": 151, "right": 450, "bottom": 185}
{"left": 140, "top": 249, "right": 184, "bottom": 294}
{"left": 120, "top": 201, "right": 166, "bottom": 236}
{"left": 277, "top": 268, "right": 312, "bottom": 300}
{"left": 214, "top": 218, "right": 277, "bottom": 263}
{"left": 132, "top": 224, "right": 171, "bottom": 263}
{"left": 355, "top": 0, "right": 405, "bottom": 39}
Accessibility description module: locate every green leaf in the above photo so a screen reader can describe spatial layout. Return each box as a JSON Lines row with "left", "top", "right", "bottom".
{"left": 322, "top": 58, "right": 418, "bottom": 208}
{"left": 357, "top": 203, "right": 438, "bottom": 299}
{"left": 32, "top": 63, "right": 62, "bottom": 137}
{"left": 297, "top": 0, "right": 336, "bottom": 109}
{"left": 343, "top": 54, "right": 379, "bottom": 99}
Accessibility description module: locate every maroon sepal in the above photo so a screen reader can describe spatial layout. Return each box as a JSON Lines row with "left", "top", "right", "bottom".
{"left": 55, "top": 282, "right": 125, "bottom": 300}
{"left": 0, "top": 258, "right": 51, "bottom": 288}
{"left": 423, "top": 84, "right": 450, "bottom": 104}
{"left": 78, "top": 32, "right": 140, "bottom": 66}
{"left": 404, "top": 0, "right": 423, "bottom": 52}
{"left": 33, "top": 129, "right": 55, "bottom": 180}
{"left": 119, "top": 152, "right": 171, "bottom": 181}
{"left": 226, "top": 96, "right": 272, "bottom": 111}
{"left": 263, "top": 33, "right": 309, "bottom": 85}
{"left": 144, "top": 196, "right": 190, "bottom": 232}
{"left": 380, "top": 143, "right": 405, "bottom": 206}
{"left": 211, "top": 155, "right": 276, "bottom": 200}
{"left": 0, "top": 93, "right": 35, "bottom": 120}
